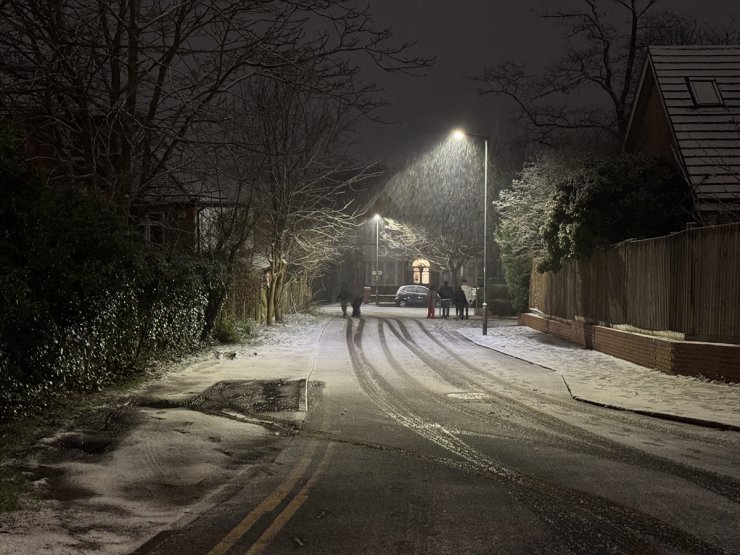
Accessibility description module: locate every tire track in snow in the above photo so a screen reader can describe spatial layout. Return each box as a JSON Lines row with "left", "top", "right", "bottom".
{"left": 397, "top": 318, "right": 740, "bottom": 504}
{"left": 345, "top": 318, "right": 720, "bottom": 554}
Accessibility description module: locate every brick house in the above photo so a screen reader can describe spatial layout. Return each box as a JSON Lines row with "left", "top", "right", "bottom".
{"left": 128, "top": 171, "right": 203, "bottom": 252}
{"left": 520, "top": 46, "right": 740, "bottom": 382}
{"left": 623, "top": 45, "right": 740, "bottom": 224}
{"left": 128, "top": 170, "right": 242, "bottom": 254}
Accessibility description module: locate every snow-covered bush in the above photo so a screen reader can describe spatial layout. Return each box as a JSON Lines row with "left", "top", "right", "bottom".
{"left": 0, "top": 175, "right": 226, "bottom": 422}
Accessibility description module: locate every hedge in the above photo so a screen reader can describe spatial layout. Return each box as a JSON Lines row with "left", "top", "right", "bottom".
{"left": 0, "top": 172, "right": 226, "bottom": 421}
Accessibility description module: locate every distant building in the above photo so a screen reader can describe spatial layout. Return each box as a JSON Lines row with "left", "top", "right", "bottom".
{"left": 624, "top": 45, "right": 740, "bottom": 224}
{"left": 354, "top": 216, "right": 485, "bottom": 303}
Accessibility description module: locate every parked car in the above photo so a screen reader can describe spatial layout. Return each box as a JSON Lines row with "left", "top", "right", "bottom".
{"left": 394, "top": 285, "right": 431, "bottom": 307}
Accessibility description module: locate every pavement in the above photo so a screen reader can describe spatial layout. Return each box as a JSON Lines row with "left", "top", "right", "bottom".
{"left": 457, "top": 317, "right": 740, "bottom": 432}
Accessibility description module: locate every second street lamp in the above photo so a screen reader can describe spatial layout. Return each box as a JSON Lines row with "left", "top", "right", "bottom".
{"left": 452, "top": 129, "right": 489, "bottom": 336}
{"left": 373, "top": 214, "right": 381, "bottom": 306}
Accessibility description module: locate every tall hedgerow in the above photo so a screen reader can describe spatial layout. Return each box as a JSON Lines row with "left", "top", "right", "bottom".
{"left": 0, "top": 171, "right": 226, "bottom": 421}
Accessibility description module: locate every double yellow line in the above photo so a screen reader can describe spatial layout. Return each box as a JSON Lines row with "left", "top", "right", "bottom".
{"left": 208, "top": 440, "right": 332, "bottom": 555}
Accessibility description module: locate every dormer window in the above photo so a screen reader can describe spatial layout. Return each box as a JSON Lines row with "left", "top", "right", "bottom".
{"left": 687, "top": 78, "right": 724, "bottom": 107}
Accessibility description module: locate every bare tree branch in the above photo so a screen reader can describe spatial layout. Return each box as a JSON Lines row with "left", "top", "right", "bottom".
{"left": 472, "top": 0, "right": 734, "bottom": 147}
{"left": 0, "top": 0, "right": 432, "bottom": 210}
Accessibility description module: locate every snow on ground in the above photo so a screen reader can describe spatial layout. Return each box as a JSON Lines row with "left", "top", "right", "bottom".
{"left": 458, "top": 322, "right": 740, "bottom": 430}
{"left": 323, "top": 303, "right": 739, "bottom": 429}
{"left": 1, "top": 308, "right": 737, "bottom": 554}
{"left": 0, "top": 314, "right": 330, "bottom": 555}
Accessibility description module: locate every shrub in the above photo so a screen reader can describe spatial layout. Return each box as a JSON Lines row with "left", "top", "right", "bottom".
{"left": 0, "top": 173, "right": 227, "bottom": 421}
{"left": 213, "top": 314, "right": 257, "bottom": 344}
{"left": 539, "top": 154, "right": 691, "bottom": 272}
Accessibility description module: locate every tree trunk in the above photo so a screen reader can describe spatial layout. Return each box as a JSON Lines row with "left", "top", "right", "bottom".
{"left": 273, "top": 272, "right": 285, "bottom": 323}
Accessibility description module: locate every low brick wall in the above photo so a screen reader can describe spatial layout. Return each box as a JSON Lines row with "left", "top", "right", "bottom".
{"left": 592, "top": 326, "right": 659, "bottom": 370}
{"left": 519, "top": 313, "right": 740, "bottom": 383}
{"left": 521, "top": 313, "right": 574, "bottom": 343}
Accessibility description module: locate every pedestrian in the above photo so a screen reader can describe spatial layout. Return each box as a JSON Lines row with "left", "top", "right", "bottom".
{"left": 454, "top": 284, "right": 468, "bottom": 320}
{"left": 438, "top": 280, "right": 454, "bottom": 319}
{"left": 426, "top": 284, "right": 438, "bottom": 319}
{"left": 350, "top": 284, "right": 363, "bottom": 318}
{"left": 461, "top": 280, "right": 473, "bottom": 319}
{"left": 338, "top": 283, "right": 351, "bottom": 317}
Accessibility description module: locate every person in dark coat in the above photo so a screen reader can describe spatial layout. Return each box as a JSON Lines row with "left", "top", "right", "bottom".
{"left": 350, "top": 284, "right": 363, "bottom": 318}
{"left": 338, "top": 284, "right": 351, "bottom": 317}
{"left": 438, "top": 281, "right": 454, "bottom": 319}
{"left": 454, "top": 284, "right": 469, "bottom": 320}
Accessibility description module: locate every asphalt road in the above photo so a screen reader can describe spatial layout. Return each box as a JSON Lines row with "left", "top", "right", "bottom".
{"left": 139, "top": 311, "right": 740, "bottom": 554}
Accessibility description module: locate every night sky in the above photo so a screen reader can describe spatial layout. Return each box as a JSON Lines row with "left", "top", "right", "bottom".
{"left": 356, "top": 0, "right": 740, "bottom": 167}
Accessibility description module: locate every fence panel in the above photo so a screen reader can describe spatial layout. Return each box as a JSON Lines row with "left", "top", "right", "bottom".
{"left": 689, "top": 224, "right": 740, "bottom": 339}
{"left": 529, "top": 223, "right": 740, "bottom": 341}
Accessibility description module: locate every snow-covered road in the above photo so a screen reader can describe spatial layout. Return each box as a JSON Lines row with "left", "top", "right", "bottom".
{"left": 2, "top": 308, "right": 739, "bottom": 554}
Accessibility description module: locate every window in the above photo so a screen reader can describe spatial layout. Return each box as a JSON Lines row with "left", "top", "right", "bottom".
{"left": 145, "top": 211, "right": 165, "bottom": 245}
{"left": 687, "top": 79, "right": 724, "bottom": 106}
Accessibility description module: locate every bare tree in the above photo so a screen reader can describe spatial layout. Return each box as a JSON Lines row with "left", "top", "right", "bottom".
{"left": 0, "top": 0, "right": 431, "bottom": 210}
{"left": 245, "top": 75, "right": 379, "bottom": 325}
{"left": 381, "top": 218, "right": 478, "bottom": 286}
{"left": 378, "top": 138, "right": 486, "bottom": 284}
{"left": 473, "top": 0, "right": 738, "bottom": 147}
{"left": 190, "top": 145, "right": 262, "bottom": 264}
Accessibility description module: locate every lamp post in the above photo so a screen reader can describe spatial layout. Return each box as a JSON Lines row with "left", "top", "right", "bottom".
{"left": 373, "top": 214, "right": 381, "bottom": 306}
{"left": 452, "top": 129, "right": 488, "bottom": 335}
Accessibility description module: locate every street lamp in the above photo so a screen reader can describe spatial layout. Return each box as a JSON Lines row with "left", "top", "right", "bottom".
{"left": 373, "top": 214, "right": 381, "bottom": 306}
{"left": 452, "top": 129, "right": 489, "bottom": 335}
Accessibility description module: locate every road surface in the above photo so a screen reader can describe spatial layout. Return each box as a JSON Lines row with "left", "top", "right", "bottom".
{"left": 140, "top": 310, "right": 740, "bottom": 554}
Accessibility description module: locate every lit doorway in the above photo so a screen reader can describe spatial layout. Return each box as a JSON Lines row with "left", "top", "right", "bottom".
{"left": 412, "top": 258, "right": 430, "bottom": 285}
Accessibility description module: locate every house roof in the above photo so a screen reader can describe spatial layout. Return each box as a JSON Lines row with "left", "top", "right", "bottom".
{"left": 627, "top": 45, "right": 740, "bottom": 211}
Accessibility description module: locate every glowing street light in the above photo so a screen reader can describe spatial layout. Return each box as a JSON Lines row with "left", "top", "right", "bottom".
{"left": 373, "top": 214, "right": 381, "bottom": 306}
{"left": 452, "top": 129, "right": 489, "bottom": 335}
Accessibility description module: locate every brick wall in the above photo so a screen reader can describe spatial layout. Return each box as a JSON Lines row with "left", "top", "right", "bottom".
{"left": 572, "top": 320, "right": 595, "bottom": 349}
{"left": 592, "top": 326, "right": 658, "bottom": 370}
{"left": 524, "top": 314, "right": 574, "bottom": 343}
{"left": 670, "top": 342, "right": 740, "bottom": 382}
{"left": 519, "top": 313, "right": 740, "bottom": 383}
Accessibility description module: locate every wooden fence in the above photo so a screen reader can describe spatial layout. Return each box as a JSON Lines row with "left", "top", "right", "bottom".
{"left": 529, "top": 223, "right": 740, "bottom": 343}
